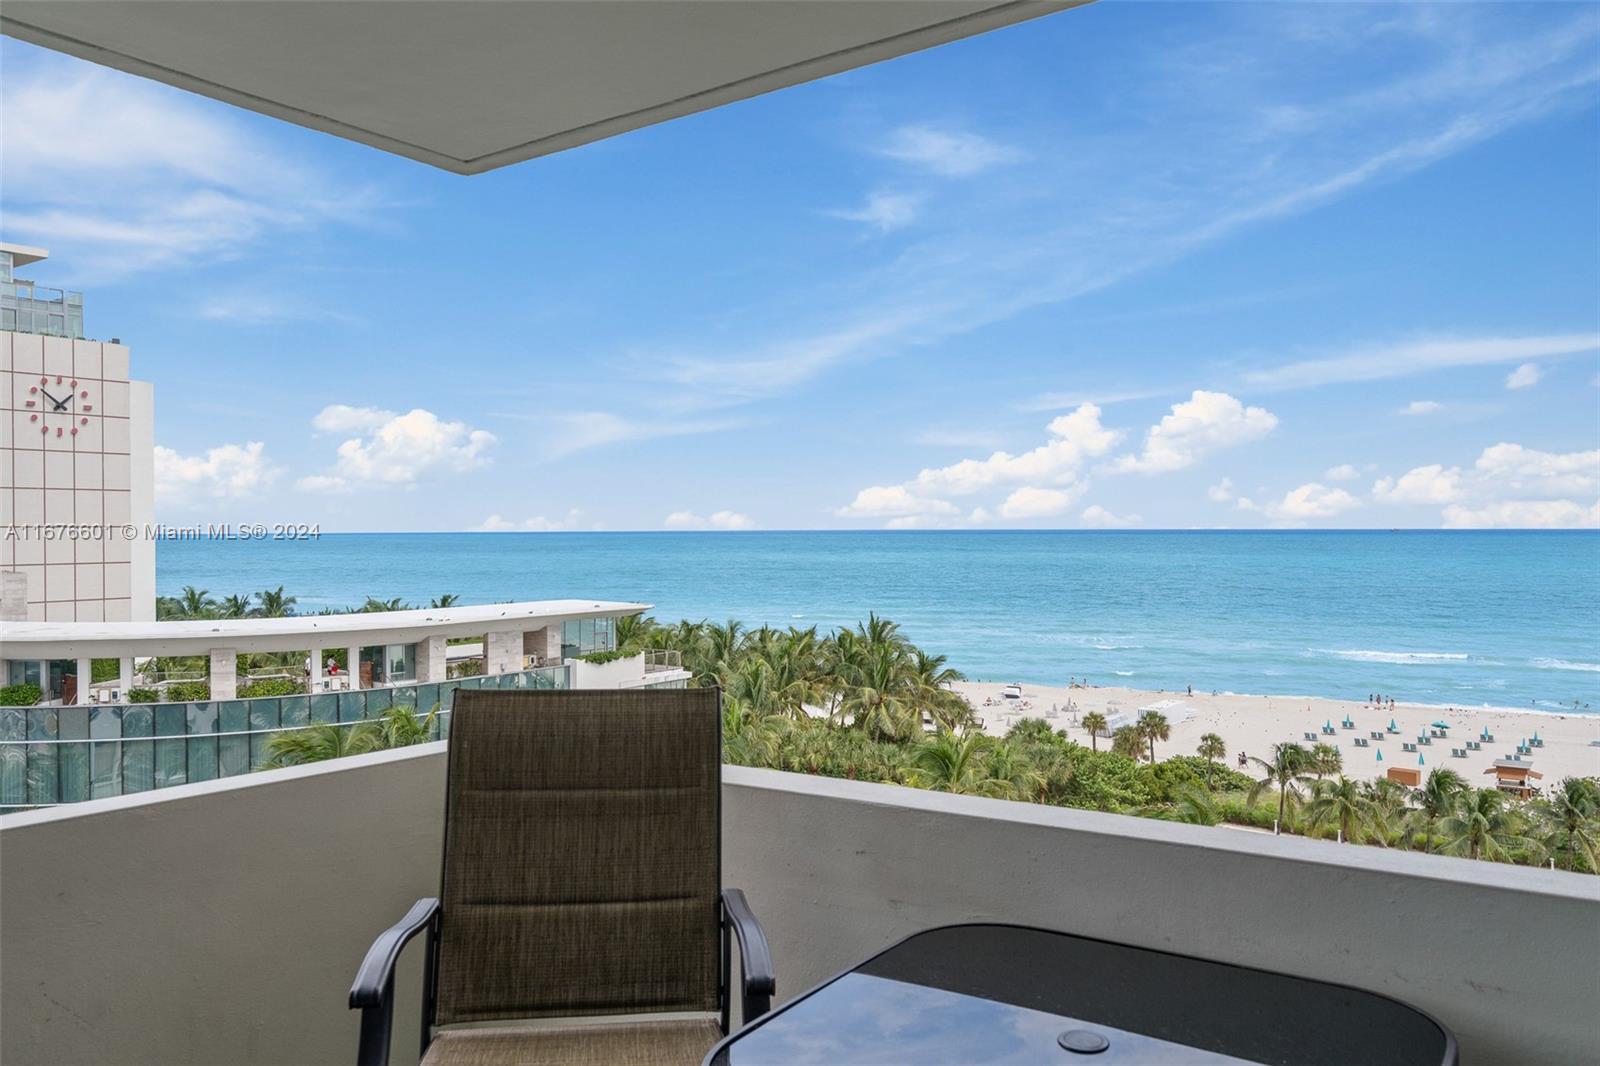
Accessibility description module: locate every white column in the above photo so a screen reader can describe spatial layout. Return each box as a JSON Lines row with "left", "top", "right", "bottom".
{"left": 347, "top": 646, "right": 361, "bottom": 690}
{"left": 75, "top": 657, "right": 93, "bottom": 705}
{"left": 308, "top": 648, "right": 323, "bottom": 692}
{"left": 118, "top": 657, "right": 133, "bottom": 699}
{"left": 208, "top": 647, "right": 237, "bottom": 701}
{"left": 486, "top": 630, "right": 520, "bottom": 677}
{"left": 415, "top": 636, "right": 446, "bottom": 683}
{"left": 36, "top": 661, "right": 49, "bottom": 699}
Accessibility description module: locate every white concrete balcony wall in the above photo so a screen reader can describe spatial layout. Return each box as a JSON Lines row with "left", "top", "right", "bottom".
{"left": 2, "top": 752, "right": 1596, "bottom": 1066}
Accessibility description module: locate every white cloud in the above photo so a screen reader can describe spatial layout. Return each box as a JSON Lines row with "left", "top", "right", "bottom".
{"left": 1371, "top": 442, "right": 1599, "bottom": 525}
{"left": 1207, "top": 477, "right": 1236, "bottom": 502}
{"left": 305, "top": 406, "right": 495, "bottom": 488}
{"left": 1442, "top": 499, "right": 1600, "bottom": 529}
{"left": 877, "top": 125, "right": 1022, "bottom": 177}
{"left": 1324, "top": 464, "right": 1361, "bottom": 481}
{"left": 1112, "top": 391, "right": 1278, "bottom": 474}
{"left": 478, "top": 509, "right": 587, "bottom": 532}
{"left": 295, "top": 474, "right": 349, "bottom": 495}
{"left": 1239, "top": 482, "right": 1361, "bottom": 523}
{"left": 907, "top": 404, "right": 1121, "bottom": 496}
{"left": 1505, "top": 362, "right": 1543, "bottom": 390}
{"left": 1080, "top": 504, "right": 1141, "bottom": 528}
{"left": 155, "top": 441, "right": 278, "bottom": 503}
{"left": 0, "top": 54, "right": 381, "bottom": 277}
{"left": 1473, "top": 442, "right": 1599, "bottom": 497}
{"left": 1399, "top": 400, "right": 1443, "bottom": 416}
{"left": 311, "top": 404, "right": 395, "bottom": 435}
{"left": 663, "top": 510, "right": 754, "bottom": 530}
{"left": 829, "top": 191, "right": 921, "bottom": 233}
{"left": 1244, "top": 334, "right": 1599, "bottom": 391}
{"left": 837, "top": 486, "right": 959, "bottom": 519}
{"left": 530, "top": 411, "right": 744, "bottom": 459}
{"left": 999, "top": 486, "right": 1075, "bottom": 520}
{"left": 1373, "top": 464, "right": 1465, "bottom": 505}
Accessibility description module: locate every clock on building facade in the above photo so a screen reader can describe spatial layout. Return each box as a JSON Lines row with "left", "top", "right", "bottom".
{"left": 24, "top": 373, "right": 94, "bottom": 439}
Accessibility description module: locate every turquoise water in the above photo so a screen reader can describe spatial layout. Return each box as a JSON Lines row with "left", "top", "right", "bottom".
{"left": 158, "top": 531, "right": 1600, "bottom": 711}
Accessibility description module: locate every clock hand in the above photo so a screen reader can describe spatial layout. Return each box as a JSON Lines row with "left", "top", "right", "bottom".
{"left": 39, "top": 388, "right": 60, "bottom": 406}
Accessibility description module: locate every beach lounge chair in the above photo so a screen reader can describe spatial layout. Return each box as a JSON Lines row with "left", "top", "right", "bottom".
{"left": 348, "top": 689, "right": 775, "bottom": 1066}
{"left": 1304, "top": 731, "right": 1318, "bottom": 742}
{"left": 1321, "top": 725, "right": 1336, "bottom": 735}
{"left": 1452, "top": 748, "right": 1467, "bottom": 759}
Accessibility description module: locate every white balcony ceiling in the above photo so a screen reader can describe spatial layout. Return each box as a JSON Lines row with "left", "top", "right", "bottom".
{"left": 1, "top": 0, "right": 1077, "bottom": 174}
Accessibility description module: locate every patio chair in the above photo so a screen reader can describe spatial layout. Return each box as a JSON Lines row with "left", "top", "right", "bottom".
{"left": 349, "top": 688, "right": 774, "bottom": 1066}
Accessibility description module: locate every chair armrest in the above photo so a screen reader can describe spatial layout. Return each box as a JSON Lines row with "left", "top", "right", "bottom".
{"left": 350, "top": 897, "right": 440, "bottom": 1006}
{"left": 350, "top": 898, "right": 440, "bottom": 1066}
{"left": 722, "top": 888, "right": 775, "bottom": 1020}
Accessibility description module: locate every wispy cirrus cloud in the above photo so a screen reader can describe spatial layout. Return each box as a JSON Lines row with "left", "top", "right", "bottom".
{"left": 0, "top": 47, "right": 386, "bottom": 280}
{"left": 629, "top": 6, "right": 1600, "bottom": 418}
{"left": 1244, "top": 334, "right": 1600, "bottom": 392}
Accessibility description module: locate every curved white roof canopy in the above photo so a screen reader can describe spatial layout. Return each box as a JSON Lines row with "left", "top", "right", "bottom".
{"left": 2, "top": 1, "right": 1080, "bottom": 174}
{"left": 0, "top": 599, "right": 649, "bottom": 658}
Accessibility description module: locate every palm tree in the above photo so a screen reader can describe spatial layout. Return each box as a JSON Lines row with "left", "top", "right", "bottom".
{"left": 1137, "top": 710, "right": 1170, "bottom": 764}
{"left": 614, "top": 612, "right": 656, "bottom": 651}
{"left": 376, "top": 704, "right": 439, "bottom": 748}
{"left": 255, "top": 586, "right": 297, "bottom": 617}
{"left": 176, "top": 586, "right": 217, "bottom": 619}
{"left": 1306, "top": 775, "right": 1368, "bottom": 842}
{"left": 1247, "top": 742, "right": 1312, "bottom": 834}
{"left": 1541, "top": 777, "right": 1600, "bottom": 872}
{"left": 1407, "top": 767, "right": 1466, "bottom": 854}
{"left": 1196, "top": 732, "right": 1226, "bottom": 785}
{"left": 1171, "top": 785, "right": 1221, "bottom": 826}
{"left": 1362, "top": 777, "right": 1410, "bottom": 847}
{"left": 1439, "top": 788, "right": 1534, "bottom": 862}
{"left": 910, "top": 731, "right": 1005, "bottom": 796}
{"left": 1308, "top": 743, "right": 1343, "bottom": 779}
{"left": 261, "top": 722, "right": 379, "bottom": 767}
{"left": 360, "top": 596, "right": 407, "bottom": 613}
{"left": 428, "top": 594, "right": 460, "bottom": 609}
{"left": 1080, "top": 712, "right": 1107, "bottom": 753}
{"left": 218, "top": 594, "right": 254, "bottom": 618}
{"left": 1110, "top": 725, "right": 1143, "bottom": 760}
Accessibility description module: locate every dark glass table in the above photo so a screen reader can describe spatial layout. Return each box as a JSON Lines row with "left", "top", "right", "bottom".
{"left": 705, "top": 924, "right": 1457, "bottom": 1065}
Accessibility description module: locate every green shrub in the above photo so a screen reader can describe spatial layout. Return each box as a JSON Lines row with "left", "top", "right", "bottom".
{"left": 238, "top": 678, "right": 305, "bottom": 698}
{"left": 91, "top": 659, "right": 120, "bottom": 684}
{"left": 164, "top": 681, "right": 210, "bottom": 702}
{"left": 578, "top": 649, "right": 633, "bottom": 665}
{"left": 0, "top": 683, "right": 43, "bottom": 707}
{"left": 126, "top": 687, "right": 160, "bottom": 704}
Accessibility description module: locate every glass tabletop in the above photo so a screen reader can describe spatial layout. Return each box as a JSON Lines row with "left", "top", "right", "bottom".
{"left": 707, "top": 924, "right": 1455, "bottom": 1066}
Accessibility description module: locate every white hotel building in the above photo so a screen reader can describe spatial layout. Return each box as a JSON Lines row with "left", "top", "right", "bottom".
{"left": 1, "top": 242, "right": 156, "bottom": 624}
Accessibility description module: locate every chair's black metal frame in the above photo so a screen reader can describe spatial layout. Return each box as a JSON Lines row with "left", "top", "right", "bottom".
{"left": 350, "top": 890, "right": 773, "bottom": 1066}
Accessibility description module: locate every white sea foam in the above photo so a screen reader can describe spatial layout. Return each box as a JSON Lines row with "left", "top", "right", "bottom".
{"left": 1323, "top": 649, "right": 1469, "bottom": 665}
{"left": 1113, "top": 670, "right": 1134, "bottom": 676}
{"left": 1533, "top": 658, "right": 1600, "bottom": 673}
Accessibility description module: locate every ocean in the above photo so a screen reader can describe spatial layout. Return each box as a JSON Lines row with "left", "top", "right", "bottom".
{"left": 158, "top": 530, "right": 1600, "bottom": 712}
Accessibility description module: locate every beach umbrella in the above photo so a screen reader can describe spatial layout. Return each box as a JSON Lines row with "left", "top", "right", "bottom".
{"left": 1375, "top": 749, "right": 1383, "bottom": 762}
{"left": 1389, "top": 718, "right": 1397, "bottom": 731}
{"left": 1417, "top": 753, "right": 1425, "bottom": 766}
{"left": 1432, "top": 720, "right": 1450, "bottom": 729}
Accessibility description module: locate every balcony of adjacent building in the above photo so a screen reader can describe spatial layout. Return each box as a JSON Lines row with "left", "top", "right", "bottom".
{"left": 1, "top": 741, "right": 1595, "bottom": 1066}
{"left": 0, "top": 600, "right": 694, "bottom": 808}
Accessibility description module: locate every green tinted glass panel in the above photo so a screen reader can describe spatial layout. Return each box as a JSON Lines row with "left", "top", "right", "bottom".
{"left": 188, "top": 702, "right": 219, "bottom": 734}
{"left": 219, "top": 735, "right": 249, "bottom": 777}
{"left": 0, "top": 746, "right": 25, "bottom": 805}
{"left": 281, "top": 696, "right": 310, "bottom": 728}
{"left": 59, "top": 742, "right": 90, "bottom": 802}
{"left": 122, "top": 740, "right": 154, "bottom": 794}
{"left": 154, "top": 738, "right": 187, "bottom": 789}
{"left": 219, "top": 702, "right": 248, "bottom": 733}
{"left": 28, "top": 708, "right": 59, "bottom": 740}
{"left": 27, "top": 745, "right": 58, "bottom": 804}
{"left": 338, "top": 691, "right": 366, "bottom": 723}
{"left": 309, "top": 694, "right": 338, "bottom": 724}
{"left": 122, "top": 707, "right": 154, "bottom": 738}
{"left": 154, "top": 704, "right": 185, "bottom": 738}
{"left": 248, "top": 700, "right": 280, "bottom": 732}
{"left": 91, "top": 742, "right": 121, "bottom": 798}
{"left": 187, "top": 737, "right": 219, "bottom": 783}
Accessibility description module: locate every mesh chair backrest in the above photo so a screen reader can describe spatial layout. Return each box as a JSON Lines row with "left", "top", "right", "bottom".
{"left": 433, "top": 688, "right": 721, "bottom": 1024}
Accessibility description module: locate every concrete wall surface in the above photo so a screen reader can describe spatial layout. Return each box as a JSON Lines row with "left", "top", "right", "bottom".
{"left": 2, "top": 751, "right": 1597, "bottom": 1065}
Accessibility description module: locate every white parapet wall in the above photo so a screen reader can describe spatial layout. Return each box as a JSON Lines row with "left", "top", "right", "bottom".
{"left": 1, "top": 751, "right": 1596, "bottom": 1065}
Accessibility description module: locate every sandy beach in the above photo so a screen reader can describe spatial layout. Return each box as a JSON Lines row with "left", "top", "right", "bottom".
{"left": 954, "top": 680, "right": 1600, "bottom": 787}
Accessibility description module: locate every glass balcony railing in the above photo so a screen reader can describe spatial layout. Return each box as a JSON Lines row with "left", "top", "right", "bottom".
{"left": 1, "top": 280, "right": 85, "bottom": 338}
{"left": 0, "top": 666, "right": 568, "bottom": 808}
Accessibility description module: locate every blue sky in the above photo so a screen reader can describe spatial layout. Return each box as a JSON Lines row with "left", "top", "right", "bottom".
{"left": 4, "top": 2, "right": 1598, "bottom": 531}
